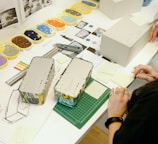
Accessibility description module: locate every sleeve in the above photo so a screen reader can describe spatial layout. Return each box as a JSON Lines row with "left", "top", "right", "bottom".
{"left": 113, "top": 87, "right": 158, "bottom": 144}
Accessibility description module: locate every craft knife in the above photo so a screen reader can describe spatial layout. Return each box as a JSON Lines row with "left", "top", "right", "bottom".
{"left": 55, "top": 43, "right": 83, "bottom": 54}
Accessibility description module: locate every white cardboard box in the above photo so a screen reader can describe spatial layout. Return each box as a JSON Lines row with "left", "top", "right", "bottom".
{"left": 99, "top": 17, "right": 151, "bottom": 66}
{"left": 99, "top": 0, "right": 143, "bottom": 19}
{"left": 54, "top": 57, "right": 93, "bottom": 107}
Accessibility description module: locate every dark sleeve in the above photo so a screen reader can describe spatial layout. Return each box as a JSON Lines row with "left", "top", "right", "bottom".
{"left": 113, "top": 86, "right": 158, "bottom": 144}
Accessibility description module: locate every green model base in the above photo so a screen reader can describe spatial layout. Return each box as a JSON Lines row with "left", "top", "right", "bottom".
{"left": 53, "top": 78, "right": 110, "bottom": 129}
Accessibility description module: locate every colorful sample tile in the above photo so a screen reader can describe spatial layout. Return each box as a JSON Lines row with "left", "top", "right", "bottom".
{"left": 14, "top": 61, "right": 29, "bottom": 71}
{"left": 36, "top": 24, "right": 56, "bottom": 37}
{"left": 64, "top": 8, "right": 82, "bottom": 19}
{"left": 0, "top": 43, "right": 20, "bottom": 60}
{"left": 24, "top": 29, "right": 44, "bottom": 44}
{"left": 46, "top": 18, "right": 66, "bottom": 30}
{"left": 11, "top": 35, "right": 32, "bottom": 49}
{"left": 71, "top": 2, "right": 92, "bottom": 14}
{"left": 0, "top": 54, "right": 8, "bottom": 69}
{"left": 81, "top": 0, "right": 98, "bottom": 9}
{"left": 58, "top": 14, "right": 77, "bottom": 26}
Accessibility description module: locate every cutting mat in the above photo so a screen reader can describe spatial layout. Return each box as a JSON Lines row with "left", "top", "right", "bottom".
{"left": 53, "top": 78, "right": 110, "bottom": 129}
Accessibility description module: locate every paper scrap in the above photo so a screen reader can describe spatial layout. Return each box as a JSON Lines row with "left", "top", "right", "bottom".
{"left": 85, "top": 80, "right": 107, "bottom": 99}
{"left": 53, "top": 52, "right": 71, "bottom": 64}
{"left": 92, "top": 60, "right": 121, "bottom": 84}
{"left": 111, "top": 71, "right": 134, "bottom": 87}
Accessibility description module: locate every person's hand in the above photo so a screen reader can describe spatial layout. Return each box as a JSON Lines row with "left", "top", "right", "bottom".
{"left": 149, "top": 24, "right": 158, "bottom": 42}
{"left": 107, "top": 87, "right": 131, "bottom": 118}
{"left": 133, "top": 64, "right": 158, "bottom": 82}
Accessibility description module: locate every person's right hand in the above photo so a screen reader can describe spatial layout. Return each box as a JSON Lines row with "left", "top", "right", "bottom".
{"left": 149, "top": 24, "right": 158, "bottom": 42}
{"left": 133, "top": 64, "right": 158, "bottom": 82}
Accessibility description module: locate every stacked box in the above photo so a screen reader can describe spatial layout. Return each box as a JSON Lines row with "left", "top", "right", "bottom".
{"left": 100, "top": 17, "right": 152, "bottom": 66}
{"left": 19, "top": 57, "right": 54, "bottom": 105}
{"left": 55, "top": 57, "right": 93, "bottom": 108}
{"left": 99, "top": 0, "right": 143, "bottom": 19}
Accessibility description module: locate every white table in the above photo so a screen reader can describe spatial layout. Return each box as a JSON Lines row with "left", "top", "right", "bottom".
{"left": 0, "top": 0, "right": 157, "bottom": 144}
{"left": 32, "top": 43, "right": 158, "bottom": 144}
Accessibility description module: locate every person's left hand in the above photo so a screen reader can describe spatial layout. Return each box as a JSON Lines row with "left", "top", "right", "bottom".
{"left": 107, "top": 87, "right": 131, "bottom": 118}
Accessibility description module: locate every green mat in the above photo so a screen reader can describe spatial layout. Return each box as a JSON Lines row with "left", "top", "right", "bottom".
{"left": 53, "top": 78, "right": 110, "bottom": 129}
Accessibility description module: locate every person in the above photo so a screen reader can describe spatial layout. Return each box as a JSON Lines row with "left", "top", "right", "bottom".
{"left": 105, "top": 64, "right": 158, "bottom": 144}
{"left": 105, "top": 20, "right": 158, "bottom": 144}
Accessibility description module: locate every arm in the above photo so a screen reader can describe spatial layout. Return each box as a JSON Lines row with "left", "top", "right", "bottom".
{"left": 107, "top": 80, "right": 158, "bottom": 144}
{"left": 133, "top": 64, "right": 158, "bottom": 82}
{"left": 106, "top": 87, "right": 131, "bottom": 144}
{"left": 108, "top": 122, "right": 122, "bottom": 144}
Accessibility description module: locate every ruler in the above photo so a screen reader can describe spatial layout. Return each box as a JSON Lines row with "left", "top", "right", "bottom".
{"left": 6, "top": 46, "right": 59, "bottom": 86}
